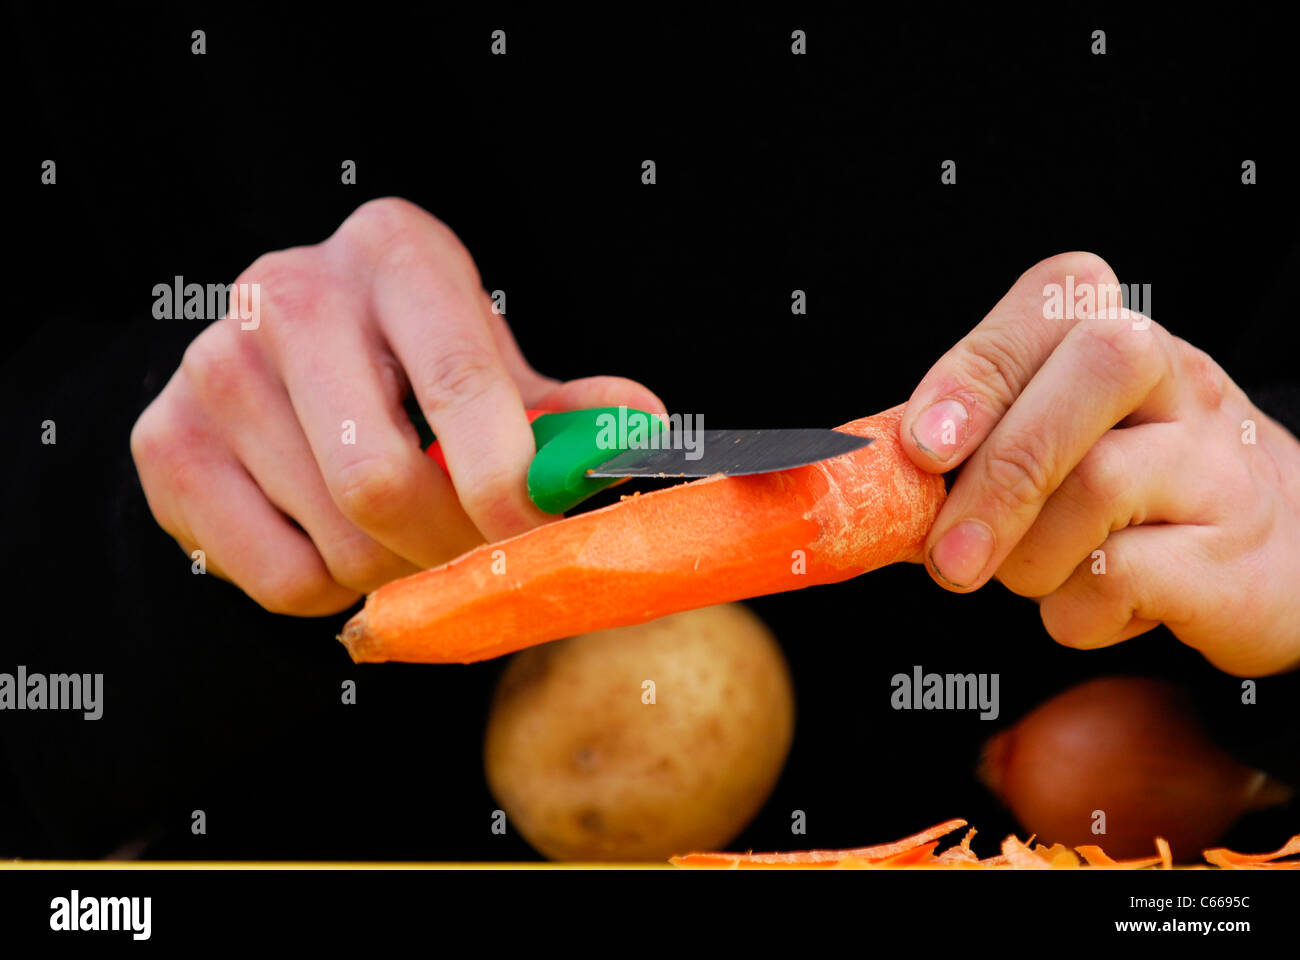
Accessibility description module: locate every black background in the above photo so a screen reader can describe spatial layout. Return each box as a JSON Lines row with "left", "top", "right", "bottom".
{"left": 2, "top": 5, "right": 1298, "bottom": 863}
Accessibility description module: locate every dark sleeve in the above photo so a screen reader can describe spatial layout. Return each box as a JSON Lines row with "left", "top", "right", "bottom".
{"left": 0, "top": 6, "right": 501, "bottom": 858}
{"left": 1, "top": 313, "right": 347, "bottom": 856}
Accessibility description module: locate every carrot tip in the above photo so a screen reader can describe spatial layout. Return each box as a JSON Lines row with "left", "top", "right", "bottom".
{"left": 339, "top": 614, "right": 375, "bottom": 663}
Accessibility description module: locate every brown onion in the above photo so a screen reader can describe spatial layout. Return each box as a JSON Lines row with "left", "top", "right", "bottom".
{"left": 979, "top": 676, "right": 1291, "bottom": 859}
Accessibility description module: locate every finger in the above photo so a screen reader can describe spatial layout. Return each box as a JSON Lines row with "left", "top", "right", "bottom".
{"left": 901, "top": 252, "right": 1121, "bottom": 470}
{"left": 1038, "top": 525, "right": 1208, "bottom": 651}
{"left": 240, "top": 415, "right": 425, "bottom": 592}
{"left": 533, "top": 375, "right": 668, "bottom": 417}
{"left": 925, "top": 311, "right": 1172, "bottom": 591}
{"left": 235, "top": 420, "right": 424, "bottom": 593}
{"left": 172, "top": 535, "right": 233, "bottom": 582}
{"left": 247, "top": 255, "right": 485, "bottom": 568}
{"left": 173, "top": 454, "right": 360, "bottom": 616}
{"left": 997, "top": 422, "right": 1209, "bottom": 597}
{"left": 185, "top": 329, "right": 424, "bottom": 592}
{"left": 373, "top": 247, "right": 550, "bottom": 541}
{"left": 132, "top": 385, "right": 245, "bottom": 591}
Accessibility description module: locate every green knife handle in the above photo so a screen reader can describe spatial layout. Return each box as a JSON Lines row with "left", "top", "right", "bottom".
{"left": 421, "top": 406, "right": 664, "bottom": 515}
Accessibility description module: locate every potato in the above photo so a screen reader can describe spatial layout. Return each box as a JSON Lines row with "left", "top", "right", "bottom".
{"left": 484, "top": 603, "right": 794, "bottom": 862}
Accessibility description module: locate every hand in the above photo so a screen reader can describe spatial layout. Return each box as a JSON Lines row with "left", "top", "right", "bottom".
{"left": 900, "top": 252, "right": 1300, "bottom": 676}
{"left": 131, "top": 197, "right": 663, "bottom": 616}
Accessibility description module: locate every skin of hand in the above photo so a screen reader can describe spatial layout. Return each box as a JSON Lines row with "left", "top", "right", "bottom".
{"left": 130, "top": 197, "right": 664, "bottom": 616}
{"left": 900, "top": 252, "right": 1300, "bottom": 677}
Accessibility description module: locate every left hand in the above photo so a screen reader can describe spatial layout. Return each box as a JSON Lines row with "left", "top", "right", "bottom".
{"left": 900, "top": 252, "right": 1300, "bottom": 677}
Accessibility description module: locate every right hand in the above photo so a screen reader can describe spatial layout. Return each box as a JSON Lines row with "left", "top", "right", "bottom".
{"left": 898, "top": 252, "right": 1300, "bottom": 676}
{"left": 131, "top": 197, "right": 664, "bottom": 615}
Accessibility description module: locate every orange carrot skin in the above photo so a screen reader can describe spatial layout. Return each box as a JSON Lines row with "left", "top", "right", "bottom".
{"left": 670, "top": 821, "right": 1300, "bottom": 869}
{"left": 1075, "top": 845, "right": 1162, "bottom": 869}
{"left": 670, "top": 819, "right": 966, "bottom": 868}
{"left": 341, "top": 405, "right": 945, "bottom": 664}
{"left": 1204, "top": 833, "right": 1300, "bottom": 868}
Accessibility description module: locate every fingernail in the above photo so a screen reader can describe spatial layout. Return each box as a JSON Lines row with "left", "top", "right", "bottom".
{"left": 911, "top": 398, "right": 968, "bottom": 462}
{"left": 930, "top": 519, "right": 994, "bottom": 588}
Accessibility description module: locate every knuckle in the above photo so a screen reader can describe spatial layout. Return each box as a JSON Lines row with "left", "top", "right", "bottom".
{"left": 253, "top": 567, "right": 334, "bottom": 616}
{"left": 1080, "top": 540, "right": 1140, "bottom": 606}
{"left": 130, "top": 422, "right": 191, "bottom": 542}
{"left": 1038, "top": 599, "right": 1085, "bottom": 648}
{"left": 982, "top": 429, "right": 1056, "bottom": 510}
{"left": 1029, "top": 250, "right": 1120, "bottom": 293}
{"left": 334, "top": 455, "right": 416, "bottom": 528}
{"left": 129, "top": 403, "right": 172, "bottom": 471}
{"left": 166, "top": 456, "right": 213, "bottom": 501}
{"left": 373, "top": 233, "right": 434, "bottom": 281}
{"left": 344, "top": 196, "right": 429, "bottom": 239}
{"left": 131, "top": 386, "right": 222, "bottom": 505}
{"left": 375, "top": 228, "right": 479, "bottom": 291}
{"left": 338, "top": 198, "right": 478, "bottom": 281}
{"left": 1070, "top": 437, "right": 1126, "bottom": 507}
{"left": 458, "top": 469, "right": 527, "bottom": 533}
{"left": 1061, "top": 250, "right": 1119, "bottom": 288}
{"left": 1038, "top": 575, "right": 1115, "bottom": 648}
{"left": 959, "top": 331, "right": 1027, "bottom": 408}
{"left": 1074, "top": 315, "right": 1164, "bottom": 388}
{"left": 1176, "top": 338, "right": 1228, "bottom": 409}
{"left": 180, "top": 329, "right": 245, "bottom": 406}
{"left": 419, "top": 347, "right": 502, "bottom": 413}
{"left": 238, "top": 248, "right": 323, "bottom": 321}
{"left": 322, "top": 534, "right": 400, "bottom": 593}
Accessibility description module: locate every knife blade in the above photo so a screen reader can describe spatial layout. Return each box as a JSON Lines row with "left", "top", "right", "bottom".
{"left": 416, "top": 403, "right": 876, "bottom": 514}
{"left": 586, "top": 428, "right": 873, "bottom": 478}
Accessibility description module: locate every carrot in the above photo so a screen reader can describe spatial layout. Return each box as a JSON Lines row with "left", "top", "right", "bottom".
{"left": 668, "top": 819, "right": 1300, "bottom": 869}
{"left": 1155, "top": 837, "right": 1173, "bottom": 870}
{"left": 1001, "top": 835, "right": 1054, "bottom": 870}
{"left": 835, "top": 842, "right": 943, "bottom": 868}
{"left": 1203, "top": 833, "right": 1300, "bottom": 869}
{"left": 341, "top": 404, "right": 945, "bottom": 664}
{"left": 669, "top": 818, "right": 967, "bottom": 869}
{"left": 1075, "top": 845, "right": 1163, "bottom": 869}
{"left": 935, "top": 827, "right": 980, "bottom": 864}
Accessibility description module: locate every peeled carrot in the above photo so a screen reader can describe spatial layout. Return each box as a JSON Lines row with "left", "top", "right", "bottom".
{"left": 341, "top": 404, "right": 945, "bottom": 664}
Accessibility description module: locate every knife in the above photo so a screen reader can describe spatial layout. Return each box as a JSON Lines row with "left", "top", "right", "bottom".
{"left": 414, "top": 405, "right": 873, "bottom": 514}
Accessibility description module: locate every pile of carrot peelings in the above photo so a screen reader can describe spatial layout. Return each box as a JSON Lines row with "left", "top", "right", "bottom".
{"left": 670, "top": 819, "right": 1300, "bottom": 869}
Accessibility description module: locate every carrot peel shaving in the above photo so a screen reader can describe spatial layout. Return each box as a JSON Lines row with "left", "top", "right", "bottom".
{"left": 669, "top": 819, "right": 967, "bottom": 868}
{"left": 671, "top": 821, "right": 1300, "bottom": 869}
{"left": 1203, "top": 834, "right": 1300, "bottom": 869}
{"left": 1074, "top": 845, "right": 1162, "bottom": 869}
